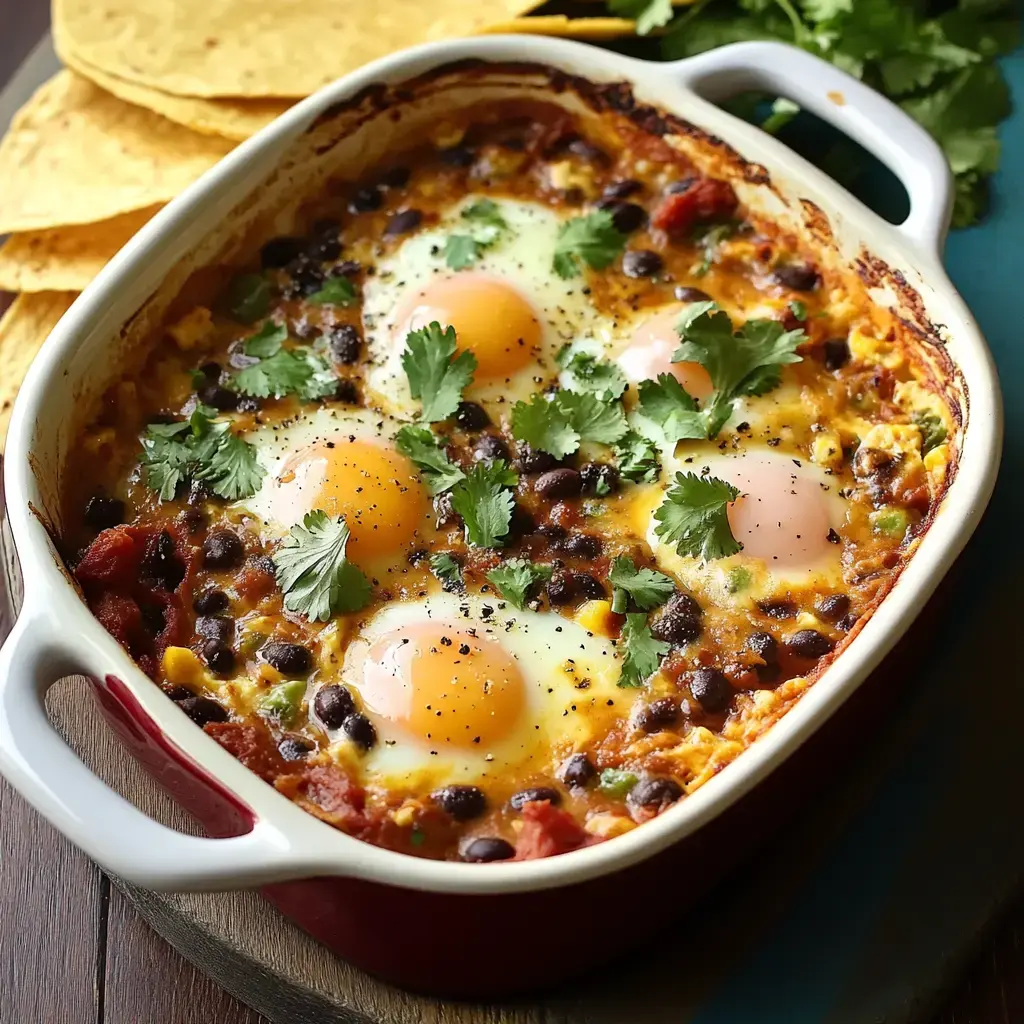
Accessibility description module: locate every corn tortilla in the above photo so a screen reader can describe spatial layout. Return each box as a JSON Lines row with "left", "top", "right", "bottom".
{"left": 0, "top": 207, "right": 162, "bottom": 293}
{"left": 484, "top": 16, "right": 637, "bottom": 39}
{"left": 0, "top": 71, "right": 233, "bottom": 234}
{"left": 54, "top": 0, "right": 548, "bottom": 100}
{"left": 0, "top": 292, "right": 78, "bottom": 450}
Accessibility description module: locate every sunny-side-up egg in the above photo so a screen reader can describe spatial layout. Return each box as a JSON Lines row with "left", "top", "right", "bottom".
{"left": 331, "top": 591, "right": 626, "bottom": 793}
{"left": 235, "top": 406, "right": 434, "bottom": 574}
{"left": 642, "top": 444, "right": 848, "bottom": 607}
{"left": 361, "top": 197, "right": 618, "bottom": 416}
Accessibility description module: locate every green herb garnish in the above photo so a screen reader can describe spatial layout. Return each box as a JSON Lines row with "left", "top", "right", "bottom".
{"left": 913, "top": 410, "right": 948, "bottom": 453}
{"left": 307, "top": 276, "right": 358, "bottom": 307}
{"left": 608, "top": 556, "right": 676, "bottom": 614}
{"left": 618, "top": 612, "right": 670, "bottom": 688}
{"left": 636, "top": 373, "right": 708, "bottom": 445}
{"left": 510, "top": 390, "right": 628, "bottom": 458}
{"left": 556, "top": 346, "right": 629, "bottom": 400}
{"left": 608, "top": 0, "right": 673, "bottom": 35}
{"left": 486, "top": 558, "right": 554, "bottom": 609}
{"left": 598, "top": 767, "right": 640, "bottom": 797}
{"left": 235, "top": 346, "right": 338, "bottom": 401}
{"left": 395, "top": 425, "right": 465, "bottom": 494}
{"left": 273, "top": 511, "right": 372, "bottom": 621}
{"left": 401, "top": 322, "right": 477, "bottom": 423}
{"left": 612, "top": 430, "right": 662, "bottom": 483}
{"left": 552, "top": 210, "right": 628, "bottom": 278}
{"left": 654, "top": 472, "right": 741, "bottom": 562}
{"left": 226, "top": 273, "right": 270, "bottom": 323}
{"left": 448, "top": 460, "right": 519, "bottom": 549}
{"left": 428, "top": 552, "right": 464, "bottom": 591}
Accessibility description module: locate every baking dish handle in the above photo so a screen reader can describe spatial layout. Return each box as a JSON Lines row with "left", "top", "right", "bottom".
{"left": 668, "top": 41, "right": 953, "bottom": 257}
{"left": 0, "top": 607, "right": 300, "bottom": 891}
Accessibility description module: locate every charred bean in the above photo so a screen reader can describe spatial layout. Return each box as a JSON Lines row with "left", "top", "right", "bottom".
{"left": 509, "top": 787, "right": 562, "bottom": 810}
{"left": 560, "top": 752, "right": 597, "bottom": 788}
{"left": 785, "top": 629, "right": 834, "bottom": 659}
{"left": 196, "top": 615, "right": 233, "bottom": 642}
{"left": 193, "top": 588, "right": 228, "bottom": 615}
{"left": 823, "top": 337, "right": 850, "bottom": 371}
{"left": 473, "top": 433, "right": 509, "bottom": 463}
{"left": 747, "top": 631, "right": 779, "bottom": 664}
{"left": 690, "top": 667, "right": 733, "bottom": 712}
{"left": 203, "top": 530, "right": 245, "bottom": 570}
{"left": 327, "top": 324, "right": 363, "bottom": 364}
{"left": 515, "top": 443, "right": 557, "bottom": 475}
{"left": 313, "top": 684, "right": 356, "bottom": 729}
{"left": 602, "top": 178, "right": 642, "bottom": 200}
{"left": 202, "top": 639, "right": 235, "bottom": 676}
{"left": 83, "top": 495, "right": 125, "bottom": 531}
{"left": 597, "top": 200, "right": 647, "bottom": 234}
{"left": 772, "top": 263, "right": 819, "bottom": 292}
{"left": 260, "top": 236, "right": 304, "bottom": 269}
{"left": 348, "top": 186, "right": 382, "bottom": 213}
{"left": 622, "top": 249, "right": 663, "bottom": 279}
{"left": 674, "top": 286, "right": 712, "bottom": 303}
{"left": 434, "top": 784, "right": 487, "bottom": 821}
{"left": 384, "top": 209, "right": 422, "bottom": 236}
{"left": 558, "top": 533, "right": 602, "bottom": 559}
{"left": 573, "top": 572, "right": 606, "bottom": 601}
{"left": 142, "top": 531, "right": 184, "bottom": 591}
{"left": 650, "top": 611, "right": 701, "bottom": 647}
{"left": 342, "top": 713, "right": 377, "bottom": 750}
{"left": 260, "top": 642, "right": 312, "bottom": 675}
{"left": 579, "top": 462, "right": 619, "bottom": 495}
{"left": 180, "top": 695, "right": 228, "bottom": 726}
{"left": 816, "top": 594, "right": 850, "bottom": 623}
{"left": 635, "top": 697, "right": 680, "bottom": 733}
{"left": 535, "top": 468, "right": 582, "bottom": 499}
{"left": 758, "top": 599, "right": 797, "bottom": 620}
{"left": 455, "top": 401, "right": 490, "bottom": 431}
{"left": 628, "top": 776, "right": 683, "bottom": 811}
{"left": 461, "top": 837, "right": 515, "bottom": 862}
{"left": 665, "top": 592, "right": 702, "bottom": 619}
{"left": 278, "top": 737, "right": 312, "bottom": 761}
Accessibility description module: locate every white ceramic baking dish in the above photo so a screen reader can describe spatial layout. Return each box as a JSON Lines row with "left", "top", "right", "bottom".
{"left": 0, "top": 34, "right": 1002, "bottom": 993}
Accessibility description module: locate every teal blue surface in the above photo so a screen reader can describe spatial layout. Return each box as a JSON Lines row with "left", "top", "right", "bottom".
{"left": 691, "top": 51, "right": 1023, "bottom": 1024}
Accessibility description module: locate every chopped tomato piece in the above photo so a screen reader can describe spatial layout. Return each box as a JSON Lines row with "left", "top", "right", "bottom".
{"left": 515, "top": 799, "right": 592, "bottom": 860}
{"left": 205, "top": 722, "right": 287, "bottom": 782}
{"left": 276, "top": 765, "right": 369, "bottom": 835}
{"left": 74, "top": 526, "right": 149, "bottom": 589}
{"left": 651, "top": 179, "right": 738, "bottom": 237}
{"left": 92, "top": 591, "right": 143, "bottom": 650}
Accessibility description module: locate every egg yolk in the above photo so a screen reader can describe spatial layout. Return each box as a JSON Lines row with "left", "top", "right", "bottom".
{"left": 356, "top": 624, "right": 526, "bottom": 750}
{"left": 618, "top": 306, "right": 714, "bottom": 401}
{"left": 722, "top": 457, "right": 836, "bottom": 569}
{"left": 265, "top": 438, "right": 427, "bottom": 559}
{"left": 395, "top": 273, "right": 541, "bottom": 379}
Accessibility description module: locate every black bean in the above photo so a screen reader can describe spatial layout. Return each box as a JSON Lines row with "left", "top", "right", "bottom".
{"left": 823, "top": 337, "right": 850, "bottom": 371}
{"left": 537, "top": 523, "right": 567, "bottom": 544}
{"left": 461, "top": 837, "right": 515, "bottom": 862}
{"left": 342, "top": 712, "right": 377, "bottom": 750}
{"left": 772, "top": 263, "right": 819, "bottom": 292}
{"left": 506, "top": 504, "right": 536, "bottom": 542}
{"left": 260, "top": 236, "right": 305, "bottom": 269}
{"left": 546, "top": 571, "right": 576, "bottom": 606}
{"left": 635, "top": 697, "right": 680, "bottom": 733}
{"left": 785, "top": 629, "right": 834, "bottom": 659}
{"left": 597, "top": 200, "right": 647, "bottom": 234}
{"left": 166, "top": 685, "right": 194, "bottom": 702}
{"left": 187, "top": 479, "right": 211, "bottom": 504}
{"left": 838, "top": 613, "right": 858, "bottom": 632}
{"left": 628, "top": 776, "right": 683, "bottom": 811}
{"left": 283, "top": 253, "right": 325, "bottom": 297}
{"left": 515, "top": 443, "right": 557, "bottom": 475}
{"left": 198, "top": 384, "right": 239, "bottom": 412}
{"left": 434, "top": 784, "right": 487, "bottom": 821}
{"left": 579, "top": 462, "right": 620, "bottom": 495}
{"left": 278, "top": 737, "right": 313, "bottom": 761}
{"left": 384, "top": 209, "right": 422, "bottom": 237}
{"left": 573, "top": 572, "right": 607, "bottom": 602}
{"left": 331, "top": 259, "right": 361, "bottom": 279}
{"left": 179, "top": 695, "right": 228, "bottom": 726}
{"left": 666, "top": 177, "right": 697, "bottom": 194}
{"left": 622, "top": 249, "right": 663, "bottom": 279}
{"left": 202, "top": 639, "right": 235, "bottom": 676}
{"left": 535, "top": 467, "right": 582, "bottom": 499}
{"left": 313, "top": 684, "right": 356, "bottom": 729}
{"left": 602, "top": 178, "right": 642, "bottom": 200}
{"left": 439, "top": 146, "right": 475, "bottom": 167}
{"left": 690, "top": 667, "right": 733, "bottom": 712}
{"left": 816, "top": 594, "right": 850, "bottom": 623}
{"left": 348, "top": 186, "right": 382, "bottom": 213}
{"left": 140, "top": 603, "right": 165, "bottom": 634}
{"left": 560, "top": 753, "right": 597, "bottom": 788}
{"left": 558, "top": 533, "right": 602, "bottom": 559}
{"left": 196, "top": 615, "right": 233, "bottom": 642}
{"left": 650, "top": 611, "right": 701, "bottom": 647}
{"left": 327, "top": 324, "right": 363, "bottom": 364}
{"left": 758, "top": 599, "right": 797, "bottom": 620}
{"left": 311, "top": 217, "right": 341, "bottom": 239}
{"left": 473, "top": 433, "right": 509, "bottom": 463}
{"left": 193, "top": 589, "right": 229, "bottom": 615}
{"left": 307, "top": 235, "right": 341, "bottom": 263}
{"left": 252, "top": 555, "right": 277, "bottom": 577}
{"left": 142, "top": 531, "right": 185, "bottom": 591}
{"left": 509, "top": 787, "right": 562, "bottom": 811}
{"left": 379, "top": 166, "right": 410, "bottom": 188}
{"left": 260, "top": 641, "right": 312, "bottom": 676}
{"left": 674, "top": 286, "right": 712, "bottom": 302}
{"left": 203, "top": 529, "right": 245, "bottom": 570}
{"left": 747, "top": 631, "right": 779, "bottom": 664}
{"left": 178, "top": 508, "right": 205, "bottom": 535}
{"left": 83, "top": 495, "right": 125, "bottom": 531}
{"left": 237, "top": 396, "right": 261, "bottom": 413}
{"left": 452, "top": 401, "right": 488, "bottom": 432}
{"left": 666, "top": 592, "right": 702, "bottom": 619}
{"left": 331, "top": 379, "right": 360, "bottom": 404}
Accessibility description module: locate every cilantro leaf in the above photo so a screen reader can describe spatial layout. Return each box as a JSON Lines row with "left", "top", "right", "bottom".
{"left": 445, "top": 201, "right": 508, "bottom": 270}
{"left": 449, "top": 460, "right": 518, "bottom": 548}
{"left": 608, "top": 0, "right": 674, "bottom": 35}
{"left": 444, "top": 234, "right": 484, "bottom": 271}
{"left": 428, "top": 552, "right": 464, "bottom": 591}
{"left": 140, "top": 423, "right": 193, "bottom": 500}
{"left": 636, "top": 374, "right": 708, "bottom": 445}
{"left": 194, "top": 426, "right": 266, "bottom": 500}
{"left": 612, "top": 430, "right": 662, "bottom": 483}
{"left": 273, "top": 511, "right": 372, "bottom": 622}
{"left": 510, "top": 395, "right": 580, "bottom": 459}
{"left": 307, "top": 276, "right": 358, "bottom": 307}
{"left": 395, "top": 425, "right": 466, "bottom": 494}
{"left": 486, "top": 558, "right": 554, "bottom": 610}
{"left": 244, "top": 320, "right": 288, "bottom": 358}
{"left": 554, "top": 391, "right": 629, "bottom": 445}
{"left": 401, "top": 322, "right": 477, "bottom": 423}
{"left": 235, "top": 348, "right": 337, "bottom": 401}
{"left": 617, "top": 612, "right": 670, "bottom": 688}
{"left": 556, "top": 346, "right": 628, "bottom": 400}
{"left": 226, "top": 273, "right": 270, "bottom": 323}
{"left": 608, "top": 556, "right": 676, "bottom": 614}
{"left": 462, "top": 199, "right": 508, "bottom": 230}
{"left": 691, "top": 222, "right": 736, "bottom": 277}
{"left": 553, "top": 211, "right": 627, "bottom": 278}
{"left": 654, "top": 472, "right": 741, "bottom": 562}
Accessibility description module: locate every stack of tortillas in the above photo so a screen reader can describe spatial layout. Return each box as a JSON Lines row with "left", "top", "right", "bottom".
{"left": 0, "top": 0, "right": 655, "bottom": 447}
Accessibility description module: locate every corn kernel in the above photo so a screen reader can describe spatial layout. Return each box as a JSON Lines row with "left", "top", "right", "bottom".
{"left": 574, "top": 599, "right": 623, "bottom": 638}
{"left": 585, "top": 813, "right": 637, "bottom": 839}
{"left": 161, "top": 646, "right": 203, "bottom": 686}
{"left": 811, "top": 430, "right": 843, "bottom": 469}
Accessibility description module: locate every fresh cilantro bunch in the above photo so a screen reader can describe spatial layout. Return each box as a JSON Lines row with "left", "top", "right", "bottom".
{"left": 140, "top": 404, "right": 264, "bottom": 501}
{"left": 401, "top": 322, "right": 477, "bottom": 422}
{"left": 511, "top": 390, "right": 629, "bottom": 458}
{"left": 639, "top": 0, "right": 1019, "bottom": 227}
{"left": 234, "top": 321, "right": 339, "bottom": 401}
{"left": 273, "top": 511, "right": 372, "bottom": 621}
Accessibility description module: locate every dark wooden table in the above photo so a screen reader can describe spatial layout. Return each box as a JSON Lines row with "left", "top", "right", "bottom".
{"left": 1, "top": 5, "right": 1022, "bottom": 1022}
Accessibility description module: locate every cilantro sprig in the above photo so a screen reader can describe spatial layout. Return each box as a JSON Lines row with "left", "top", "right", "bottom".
{"left": 557, "top": 345, "right": 629, "bottom": 400}
{"left": 234, "top": 322, "right": 338, "bottom": 401}
{"left": 486, "top": 558, "right": 554, "bottom": 609}
{"left": 429, "top": 552, "right": 464, "bottom": 591}
{"left": 273, "top": 511, "right": 371, "bottom": 621}
{"left": 401, "top": 322, "right": 477, "bottom": 423}
{"left": 655, "top": 0, "right": 1019, "bottom": 227}
{"left": 511, "top": 390, "right": 628, "bottom": 458}
{"left": 449, "top": 460, "right": 519, "bottom": 548}
{"left": 608, "top": 556, "right": 676, "bottom": 614}
{"left": 140, "top": 406, "right": 264, "bottom": 501}
{"left": 654, "top": 472, "right": 741, "bottom": 562}
{"left": 618, "top": 612, "right": 670, "bottom": 688}
{"left": 612, "top": 431, "right": 662, "bottom": 483}
{"left": 444, "top": 199, "right": 510, "bottom": 270}
{"left": 395, "top": 425, "right": 465, "bottom": 494}
{"left": 553, "top": 210, "right": 628, "bottom": 278}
